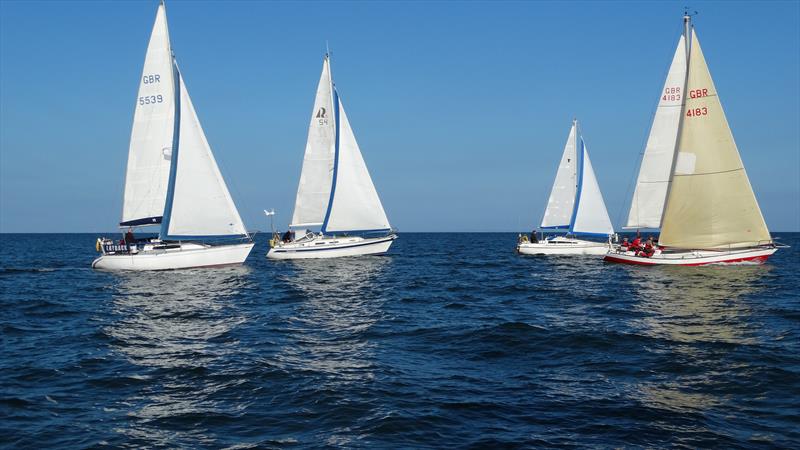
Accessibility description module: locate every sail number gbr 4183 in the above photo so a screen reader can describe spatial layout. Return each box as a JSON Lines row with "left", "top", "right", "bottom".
{"left": 685, "top": 88, "right": 710, "bottom": 117}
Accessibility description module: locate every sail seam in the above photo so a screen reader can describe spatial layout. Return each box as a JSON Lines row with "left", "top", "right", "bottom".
{"left": 672, "top": 167, "right": 744, "bottom": 177}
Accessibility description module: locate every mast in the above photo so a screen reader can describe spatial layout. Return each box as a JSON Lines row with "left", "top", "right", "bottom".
{"left": 159, "top": 55, "right": 182, "bottom": 239}
{"left": 657, "top": 12, "right": 693, "bottom": 233}
{"left": 568, "top": 118, "right": 582, "bottom": 233}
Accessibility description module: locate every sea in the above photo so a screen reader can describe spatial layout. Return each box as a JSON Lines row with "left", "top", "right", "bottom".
{"left": 1, "top": 232, "right": 798, "bottom": 449}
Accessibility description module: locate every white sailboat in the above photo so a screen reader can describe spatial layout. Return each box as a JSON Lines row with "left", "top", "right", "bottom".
{"left": 517, "top": 119, "right": 614, "bottom": 255}
{"left": 267, "top": 54, "right": 396, "bottom": 260}
{"left": 93, "top": 2, "right": 253, "bottom": 271}
{"left": 605, "top": 13, "right": 777, "bottom": 266}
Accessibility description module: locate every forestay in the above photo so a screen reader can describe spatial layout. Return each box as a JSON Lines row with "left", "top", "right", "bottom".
{"left": 121, "top": 3, "right": 174, "bottom": 226}
{"left": 570, "top": 139, "right": 614, "bottom": 235}
{"left": 626, "top": 35, "right": 686, "bottom": 229}
{"left": 659, "top": 29, "right": 770, "bottom": 249}
{"left": 161, "top": 71, "right": 247, "bottom": 238}
{"left": 291, "top": 57, "right": 335, "bottom": 229}
{"left": 541, "top": 122, "right": 577, "bottom": 229}
{"left": 321, "top": 92, "right": 391, "bottom": 233}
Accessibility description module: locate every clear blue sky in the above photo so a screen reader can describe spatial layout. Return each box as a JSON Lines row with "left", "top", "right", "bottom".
{"left": 1, "top": 1, "right": 798, "bottom": 233}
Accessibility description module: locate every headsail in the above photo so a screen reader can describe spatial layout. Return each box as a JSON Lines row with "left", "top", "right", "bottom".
{"left": 659, "top": 28, "right": 771, "bottom": 249}
{"left": 321, "top": 90, "right": 391, "bottom": 233}
{"left": 120, "top": 3, "right": 175, "bottom": 226}
{"left": 160, "top": 69, "right": 248, "bottom": 238}
{"left": 290, "top": 56, "right": 336, "bottom": 228}
{"left": 540, "top": 122, "right": 578, "bottom": 229}
{"left": 625, "top": 35, "right": 686, "bottom": 229}
{"left": 570, "top": 138, "right": 614, "bottom": 236}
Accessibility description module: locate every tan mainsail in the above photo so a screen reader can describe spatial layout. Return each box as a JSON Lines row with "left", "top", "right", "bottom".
{"left": 659, "top": 29, "right": 771, "bottom": 249}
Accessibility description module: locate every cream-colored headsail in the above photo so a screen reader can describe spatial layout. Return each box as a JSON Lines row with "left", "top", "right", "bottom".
{"left": 659, "top": 28, "right": 771, "bottom": 249}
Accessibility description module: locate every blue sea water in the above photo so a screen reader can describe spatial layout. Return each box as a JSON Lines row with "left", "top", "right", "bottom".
{"left": 1, "top": 232, "right": 798, "bottom": 448}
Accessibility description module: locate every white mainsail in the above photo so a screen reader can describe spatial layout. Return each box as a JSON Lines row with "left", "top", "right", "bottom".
{"left": 625, "top": 35, "right": 686, "bottom": 229}
{"left": 120, "top": 3, "right": 175, "bottom": 226}
{"left": 322, "top": 91, "right": 391, "bottom": 233}
{"left": 659, "top": 29, "right": 771, "bottom": 249}
{"left": 160, "top": 70, "right": 248, "bottom": 238}
{"left": 290, "top": 56, "right": 336, "bottom": 228}
{"left": 540, "top": 122, "right": 577, "bottom": 229}
{"left": 570, "top": 139, "right": 614, "bottom": 235}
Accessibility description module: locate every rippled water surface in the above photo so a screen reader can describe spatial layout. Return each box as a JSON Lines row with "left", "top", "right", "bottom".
{"left": 1, "top": 233, "right": 799, "bottom": 448}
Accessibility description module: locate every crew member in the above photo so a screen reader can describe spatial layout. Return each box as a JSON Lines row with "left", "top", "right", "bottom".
{"left": 124, "top": 228, "right": 135, "bottom": 245}
{"left": 639, "top": 237, "right": 655, "bottom": 258}
{"left": 630, "top": 234, "right": 642, "bottom": 254}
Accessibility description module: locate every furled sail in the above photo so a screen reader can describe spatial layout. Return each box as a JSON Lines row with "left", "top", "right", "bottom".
{"left": 321, "top": 91, "right": 391, "bottom": 233}
{"left": 160, "top": 70, "right": 248, "bottom": 238}
{"left": 120, "top": 3, "right": 175, "bottom": 226}
{"left": 290, "top": 56, "right": 336, "bottom": 228}
{"left": 625, "top": 35, "right": 686, "bottom": 229}
{"left": 659, "top": 29, "right": 771, "bottom": 249}
{"left": 540, "top": 122, "right": 577, "bottom": 229}
{"left": 570, "top": 139, "right": 614, "bottom": 235}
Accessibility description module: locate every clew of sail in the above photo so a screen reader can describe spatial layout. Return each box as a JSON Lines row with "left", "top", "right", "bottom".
{"left": 659, "top": 29, "right": 771, "bottom": 249}
{"left": 120, "top": 3, "right": 175, "bottom": 227}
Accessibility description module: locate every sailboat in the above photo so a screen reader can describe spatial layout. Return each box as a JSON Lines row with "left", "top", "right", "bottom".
{"left": 267, "top": 54, "right": 396, "bottom": 260}
{"left": 93, "top": 2, "right": 254, "bottom": 270}
{"left": 605, "top": 13, "right": 777, "bottom": 265}
{"left": 517, "top": 119, "right": 614, "bottom": 255}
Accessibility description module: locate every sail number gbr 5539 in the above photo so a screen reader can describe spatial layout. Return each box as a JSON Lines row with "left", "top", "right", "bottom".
{"left": 138, "top": 73, "right": 163, "bottom": 106}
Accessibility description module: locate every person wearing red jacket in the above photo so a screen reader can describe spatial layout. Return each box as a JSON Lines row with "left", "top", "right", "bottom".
{"left": 630, "top": 234, "right": 642, "bottom": 253}
{"left": 639, "top": 237, "right": 656, "bottom": 257}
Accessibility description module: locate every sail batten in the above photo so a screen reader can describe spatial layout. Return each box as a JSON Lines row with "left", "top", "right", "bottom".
{"left": 658, "top": 28, "right": 771, "bottom": 249}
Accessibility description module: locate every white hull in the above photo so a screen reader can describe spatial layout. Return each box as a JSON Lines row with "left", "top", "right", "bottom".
{"left": 93, "top": 242, "right": 254, "bottom": 271}
{"left": 517, "top": 236, "right": 610, "bottom": 255}
{"left": 267, "top": 234, "right": 396, "bottom": 260}
{"left": 604, "top": 246, "right": 777, "bottom": 266}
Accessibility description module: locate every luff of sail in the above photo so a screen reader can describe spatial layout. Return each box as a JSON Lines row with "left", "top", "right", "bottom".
{"left": 321, "top": 90, "right": 391, "bottom": 233}
{"left": 659, "top": 29, "right": 771, "bottom": 249}
{"left": 160, "top": 69, "right": 247, "bottom": 238}
{"left": 626, "top": 35, "right": 686, "bottom": 229}
{"left": 541, "top": 122, "right": 577, "bottom": 229}
{"left": 120, "top": 3, "right": 174, "bottom": 226}
{"left": 570, "top": 138, "right": 614, "bottom": 236}
{"left": 291, "top": 56, "right": 336, "bottom": 228}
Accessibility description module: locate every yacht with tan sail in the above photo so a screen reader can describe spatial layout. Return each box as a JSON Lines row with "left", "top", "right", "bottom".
{"left": 605, "top": 13, "right": 778, "bottom": 265}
